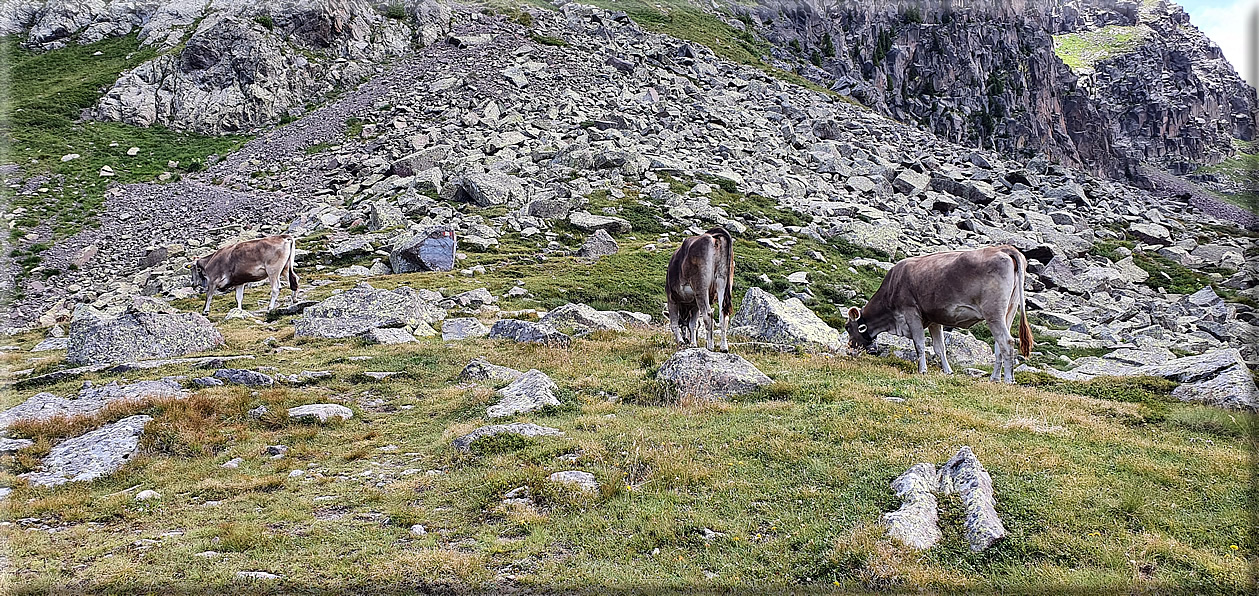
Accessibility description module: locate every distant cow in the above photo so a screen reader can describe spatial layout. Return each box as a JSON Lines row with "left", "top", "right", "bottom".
{"left": 666, "top": 227, "right": 734, "bottom": 351}
{"left": 190, "top": 235, "right": 299, "bottom": 315}
{"left": 845, "top": 245, "right": 1033, "bottom": 383}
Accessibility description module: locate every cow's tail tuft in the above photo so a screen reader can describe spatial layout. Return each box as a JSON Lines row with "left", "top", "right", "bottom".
{"left": 707, "top": 227, "right": 735, "bottom": 317}
{"left": 1012, "top": 248, "right": 1033, "bottom": 357}
{"left": 284, "top": 235, "right": 299, "bottom": 291}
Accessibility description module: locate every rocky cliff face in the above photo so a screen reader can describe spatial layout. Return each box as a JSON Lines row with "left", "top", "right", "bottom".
{"left": 0, "top": 0, "right": 454, "bottom": 134}
{"left": 727, "top": 0, "right": 1256, "bottom": 178}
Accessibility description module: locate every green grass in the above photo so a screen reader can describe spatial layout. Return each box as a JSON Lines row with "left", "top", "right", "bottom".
{"left": 1194, "top": 140, "right": 1259, "bottom": 212}
{"left": 1053, "top": 25, "right": 1149, "bottom": 71}
{"left": 0, "top": 34, "right": 250, "bottom": 238}
{"left": 1, "top": 315, "right": 1253, "bottom": 592}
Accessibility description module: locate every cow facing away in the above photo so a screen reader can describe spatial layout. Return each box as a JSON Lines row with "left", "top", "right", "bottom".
{"left": 666, "top": 227, "right": 734, "bottom": 351}
{"left": 845, "top": 245, "right": 1033, "bottom": 383}
{"left": 190, "top": 235, "right": 299, "bottom": 315}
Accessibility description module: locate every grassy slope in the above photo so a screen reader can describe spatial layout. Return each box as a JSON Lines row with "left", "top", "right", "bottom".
{"left": 1194, "top": 140, "right": 1259, "bottom": 212}
{"left": 1052, "top": 25, "right": 1149, "bottom": 72}
{"left": 2, "top": 237, "right": 1255, "bottom": 593}
{"left": 0, "top": 35, "right": 250, "bottom": 238}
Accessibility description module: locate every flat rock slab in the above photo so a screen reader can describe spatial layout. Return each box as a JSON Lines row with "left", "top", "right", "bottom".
{"left": 939, "top": 446, "right": 1007, "bottom": 552}
{"left": 294, "top": 283, "right": 445, "bottom": 339}
{"left": 881, "top": 463, "right": 942, "bottom": 550}
{"left": 0, "top": 437, "right": 35, "bottom": 453}
{"left": 391, "top": 226, "right": 457, "bottom": 273}
{"left": 362, "top": 327, "right": 417, "bottom": 345}
{"left": 20, "top": 415, "right": 152, "bottom": 487}
{"left": 488, "top": 319, "right": 572, "bottom": 347}
{"left": 442, "top": 318, "right": 490, "bottom": 341}
{"left": 287, "top": 404, "right": 354, "bottom": 422}
{"left": 276, "top": 370, "right": 334, "bottom": 385}
{"left": 31, "top": 337, "right": 69, "bottom": 352}
{"left": 657, "top": 348, "right": 772, "bottom": 400}
{"left": 213, "top": 369, "right": 275, "bottom": 387}
{"left": 730, "top": 287, "right": 843, "bottom": 351}
{"left": 452, "top": 423, "right": 564, "bottom": 452}
{"left": 548, "top": 470, "right": 599, "bottom": 492}
{"left": 458, "top": 359, "right": 523, "bottom": 383}
{"left": 67, "top": 299, "right": 224, "bottom": 365}
{"left": 489, "top": 370, "right": 561, "bottom": 418}
{"left": 0, "top": 379, "right": 186, "bottom": 429}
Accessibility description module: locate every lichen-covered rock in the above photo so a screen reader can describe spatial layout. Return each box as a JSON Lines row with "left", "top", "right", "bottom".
{"left": 452, "top": 423, "right": 564, "bottom": 452}
{"left": 539, "top": 303, "right": 626, "bottom": 333}
{"left": 881, "top": 463, "right": 942, "bottom": 550}
{"left": 547, "top": 470, "right": 599, "bottom": 492}
{"left": 20, "top": 415, "right": 152, "bottom": 487}
{"left": 458, "top": 358, "right": 524, "bottom": 383}
{"left": 657, "top": 348, "right": 772, "bottom": 400}
{"left": 730, "top": 287, "right": 843, "bottom": 351}
{"left": 1138, "top": 348, "right": 1257, "bottom": 410}
{"left": 294, "top": 283, "right": 444, "bottom": 338}
{"left": 488, "top": 319, "right": 572, "bottom": 347}
{"left": 0, "top": 380, "right": 186, "bottom": 429}
{"left": 938, "top": 447, "right": 1006, "bottom": 552}
{"left": 441, "top": 318, "right": 490, "bottom": 341}
{"left": 213, "top": 368, "right": 275, "bottom": 387}
{"left": 454, "top": 171, "right": 526, "bottom": 207}
{"left": 577, "top": 229, "right": 619, "bottom": 259}
{"left": 488, "top": 370, "right": 561, "bottom": 418}
{"left": 567, "top": 210, "right": 632, "bottom": 233}
{"left": 66, "top": 300, "right": 224, "bottom": 365}
{"left": 362, "top": 327, "right": 418, "bottom": 345}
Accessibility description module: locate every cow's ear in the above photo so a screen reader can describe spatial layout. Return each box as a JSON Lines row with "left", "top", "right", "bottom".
{"left": 847, "top": 307, "right": 861, "bottom": 321}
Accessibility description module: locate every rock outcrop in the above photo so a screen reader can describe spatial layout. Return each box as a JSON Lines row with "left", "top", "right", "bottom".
{"left": 20, "top": 415, "right": 152, "bottom": 487}
{"left": 657, "top": 348, "right": 773, "bottom": 400}
{"left": 294, "top": 283, "right": 444, "bottom": 338}
{"left": 488, "top": 370, "right": 562, "bottom": 418}
{"left": 452, "top": 423, "right": 564, "bottom": 452}
{"left": 66, "top": 299, "right": 223, "bottom": 365}
{"left": 731, "top": 287, "right": 844, "bottom": 351}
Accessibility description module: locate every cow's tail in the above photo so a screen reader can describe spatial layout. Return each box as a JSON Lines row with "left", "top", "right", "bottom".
{"left": 284, "top": 235, "right": 299, "bottom": 291}
{"left": 707, "top": 227, "right": 734, "bottom": 317}
{"left": 1010, "top": 247, "right": 1033, "bottom": 357}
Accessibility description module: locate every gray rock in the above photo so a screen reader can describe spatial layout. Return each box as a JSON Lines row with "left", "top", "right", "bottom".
{"left": 488, "top": 319, "right": 572, "bottom": 347}
{"left": 361, "top": 327, "right": 417, "bottom": 345}
{"left": 730, "top": 287, "right": 843, "bottom": 351}
{"left": 275, "top": 370, "right": 334, "bottom": 385}
{"left": 0, "top": 437, "right": 35, "bottom": 453}
{"left": 539, "top": 303, "right": 626, "bottom": 332}
{"left": 390, "top": 227, "right": 457, "bottom": 273}
{"left": 938, "top": 447, "right": 1006, "bottom": 552}
{"left": 368, "top": 200, "right": 406, "bottom": 231}
{"left": 31, "top": 337, "right": 69, "bottom": 352}
{"left": 213, "top": 369, "right": 274, "bottom": 387}
{"left": 830, "top": 220, "right": 899, "bottom": 257}
{"left": 1128, "top": 222, "right": 1172, "bottom": 245}
{"left": 892, "top": 168, "right": 929, "bottom": 196}
{"left": 443, "top": 288, "right": 496, "bottom": 309}
{"left": 881, "top": 463, "right": 942, "bottom": 550}
{"left": 66, "top": 300, "right": 224, "bottom": 366}
{"left": 21, "top": 415, "right": 152, "bottom": 487}
{"left": 0, "top": 380, "right": 186, "bottom": 429}
{"left": 488, "top": 370, "right": 562, "bottom": 418}
{"left": 442, "top": 318, "right": 490, "bottom": 341}
{"left": 577, "top": 228, "right": 619, "bottom": 259}
{"left": 657, "top": 348, "right": 772, "bottom": 400}
{"left": 1137, "top": 348, "right": 1257, "bottom": 410}
{"left": 568, "top": 211, "right": 632, "bottom": 233}
{"left": 452, "top": 423, "right": 564, "bottom": 452}
{"left": 547, "top": 470, "right": 599, "bottom": 492}
{"left": 455, "top": 171, "right": 526, "bottom": 206}
{"left": 294, "top": 283, "right": 444, "bottom": 338}
{"left": 287, "top": 404, "right": 354, "bottom": 422}
{"left": 235, "top": 571, "right": 280, "bottom": 581}
{"left": 458, "top": 359, "right": 524, "bottom": 383}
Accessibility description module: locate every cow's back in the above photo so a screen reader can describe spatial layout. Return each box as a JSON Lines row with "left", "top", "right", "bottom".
{"left": 203, "top": 236, "right": 291, "bottom": 287}
{"left": 880, "top": 246, "right": 1019, "bottom": 326}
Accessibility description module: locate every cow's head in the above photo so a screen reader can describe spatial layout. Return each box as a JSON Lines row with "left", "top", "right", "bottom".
{"left": 189, "top": 259, "right": 207, "bottom": 290}
{"left": 845, "top": 306, "right": 877, "bottom": 354}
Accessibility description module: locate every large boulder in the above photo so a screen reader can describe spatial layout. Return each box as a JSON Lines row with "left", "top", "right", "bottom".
{"left": 576, "top": 229, "right": 619, "bottom": 259}
{"left": 390, "top": 227, "right": 457, "bottom": 273}
{"left": 442, "top": 318, "right": 490, "bottom": 341}
{"left": 20, "top": 415, "right": 152, "bottom": 487}
{"left": 568, "top": 211, "right": 632, "bottom": 233}
{"left": 488, "top": 370, "right": 562, "bottom": 418}
{"left": 730, "top": 287, "right": 843, "bottom": 351}
{"left": 1138, "top": 348, "right": 1257, "bottom": 410}
{"left": 294, "top": 283, "right": 445, "bottom": 338}
{"left": 874, "top": 330, "right": 995, "bottom": 368}
{"left": 657, "top": 348, "right": 772, "bottom": 400}
{"left": 66, "top": 299, "right": 224, "bottom": 365}
{"left": 458, "top": 359, "right": 524, "bottom": 383}
{"left": 539, "top": 303, "right": 626, "bottom": 333}
{"left": 488, "top": 319, "right": 572, "bottom": 347}
{"left": 454, "top": 171, "right": 526, "bottom": 207}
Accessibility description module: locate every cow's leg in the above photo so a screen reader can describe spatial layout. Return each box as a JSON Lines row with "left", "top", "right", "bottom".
{"left": 235, "top": 285, "right": 245, "bottom": 311}
{"left": 668, "top": 300, "right": 685, "bottom": 347}
{"left": 267, "top": 269, "right": 281, "bottom": 311}
{"left": 202, "top": 285, "right": 215, "bottom": 316}
{"left": 909, "top": 324, "right": 928, "bottom": 374}
{"left": 987, "top": 318, "right": 1015, "bottom": 383}
{"left": 698, "top": 293, "right": 715, "bottom": 351}
{"left": 688, "top": 301, "right": 704, "bottom": 349}
{"left": 717, "top": 284, "right": 729, "bottom": 353}
{"left": 929, "top": 323, "right": 953, "bottom": 375}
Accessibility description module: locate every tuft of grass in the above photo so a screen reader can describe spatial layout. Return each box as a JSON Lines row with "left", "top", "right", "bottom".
{"left": 469, "top": 433, "right": 532, "bottom": 455}
{"left": 214, "top": 522, "right": 273, "bottom": 552}
{"left": 383, "top": 3, "right": 407, "bottom": 20}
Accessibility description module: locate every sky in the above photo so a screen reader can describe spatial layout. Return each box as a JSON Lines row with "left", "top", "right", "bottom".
{"left": 1177, "top": 0, "right": 1258, "bottom": 88}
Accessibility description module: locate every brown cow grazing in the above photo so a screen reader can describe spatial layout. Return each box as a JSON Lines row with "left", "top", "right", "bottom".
{"left": 190, "top": 235, "right": 299, "bottom": 315}
{"left": 844, "top": 245, "right": 1033, "bottom": 383}
{"left": 666, "top": 227, "right": 734, "bottom": 351}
